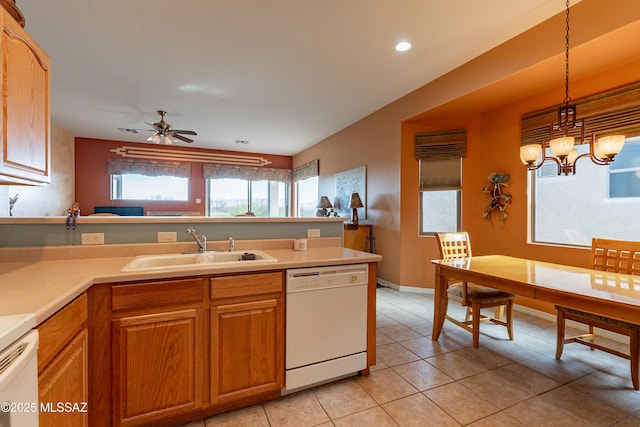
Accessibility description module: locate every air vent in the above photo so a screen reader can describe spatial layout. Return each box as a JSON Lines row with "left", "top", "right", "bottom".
{"left": 0, "top": 342, "right": 26, "bottom": 376}
{"left": 118, "top": 128, "right": 139, "bottom": 134}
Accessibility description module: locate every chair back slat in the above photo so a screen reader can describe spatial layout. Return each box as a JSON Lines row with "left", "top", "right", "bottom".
{"left": 435, "top": 232, "right": 472, "bottom": 259}
{"left": 591, "top": 238, "right": 640, "bottom": 276}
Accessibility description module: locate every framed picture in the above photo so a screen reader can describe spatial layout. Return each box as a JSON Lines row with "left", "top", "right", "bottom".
{"left": 334, "top": 166, "right": 366, "bottom": 219}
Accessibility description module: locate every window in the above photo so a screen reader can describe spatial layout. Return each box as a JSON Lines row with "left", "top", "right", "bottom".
{"left": 111, "top": 174, "right": 189, "bottom": 201}
{"left": 420, "top": 158, "right": 461, "bottom": 235}
{"left": 609, "top": 140, "right": 640, "bottom": 198}
{"left": 296, "top": 176, "right": 318, "bottom": 217}
{"left": 207, "top": 178, "right": 289, "bottom": 217}
{"left": 532, "top": 137, "right": 640, "bottom": 246}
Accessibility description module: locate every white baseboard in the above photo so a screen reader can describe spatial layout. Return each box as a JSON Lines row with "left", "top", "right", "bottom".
{"left": 377, "top": 282, "right": 627, "bottom": 344}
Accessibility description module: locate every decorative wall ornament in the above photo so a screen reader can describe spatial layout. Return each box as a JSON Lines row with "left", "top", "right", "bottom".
{"left": 482, "top": 173, "right": 512, "bottom": 221}
{"left": 334, "top": 166, "right": 366, "bottom": 219}
{"left": 110, "top": 145, "right": 272, "bottom": 167}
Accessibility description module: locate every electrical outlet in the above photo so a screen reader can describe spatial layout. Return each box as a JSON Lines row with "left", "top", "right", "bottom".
{"left": 157, "top": 231, "right": 177, "bottom": 243}
{"left": 307, "top": 228, "right": 321, "bottom": 238}
{"left": 81, "top": 233, "right": 104, "bottom": 245}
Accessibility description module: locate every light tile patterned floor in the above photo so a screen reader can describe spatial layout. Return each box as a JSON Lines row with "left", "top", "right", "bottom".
{"left": 181, "top": 286, "right": 640, "bottom": 426}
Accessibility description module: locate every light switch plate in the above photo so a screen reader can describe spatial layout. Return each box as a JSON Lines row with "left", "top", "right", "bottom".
{"left": 157, "top": 231, "right": 177, "bottom": 243}
{"left": 81, "top": 233, "right": 104, "bottom": 245}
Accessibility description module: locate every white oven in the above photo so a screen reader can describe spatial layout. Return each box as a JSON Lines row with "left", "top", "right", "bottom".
{"left": 284, "top": 264, "right": 368, "bottom": 394}
{"left": 0, "top": 314, "right": 39, "bottom": 427}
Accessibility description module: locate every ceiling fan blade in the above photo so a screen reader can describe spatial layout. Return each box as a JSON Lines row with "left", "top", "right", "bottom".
{"left": 171, "top": 129, "right": 197, "bottom": 136}
{"left": 171, "top": 134, "right": 194, "bottom": 143}
{"left": 145, "top": 121, "right": 162, "bottom": 132}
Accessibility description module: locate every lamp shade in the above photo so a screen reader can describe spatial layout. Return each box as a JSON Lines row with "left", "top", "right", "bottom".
{"left": 520, "top": 144, "right": 542, "bottom": 165}
{"left": 349, "top": 192, "right": 364, "bottom": 209}
{"left": 597, "top": 135, "right": 625, "bottom": 158}
{"left": 316, "top": 196, "right": 332, "bottom": 209}
{"left": 549, "top": 136, "right": 575, "bottom": 157}
{"left": 567, "top": 148, "right": 578, "bottom": 165}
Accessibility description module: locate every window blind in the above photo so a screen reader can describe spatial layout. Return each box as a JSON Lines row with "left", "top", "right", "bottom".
{"left": 521, "top": 81, "right": 640, "bottom": 146}
{"left": 415, "top": 129, "right": 467, "bottom": 160}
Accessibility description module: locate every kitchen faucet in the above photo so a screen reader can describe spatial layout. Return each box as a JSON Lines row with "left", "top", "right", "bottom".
{"left": 186, "top": 227, "right": 207, "bottom": 253}
{"left": 228, "top": 236, "right": 235, "bottom": 252}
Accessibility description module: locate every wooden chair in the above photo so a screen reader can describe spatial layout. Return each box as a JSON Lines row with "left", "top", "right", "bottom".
{"left": 556, "top": 237, "right": 640, "bottom": 389}
{"left": 435, "top": 232, "right": 515, "bottom": 348}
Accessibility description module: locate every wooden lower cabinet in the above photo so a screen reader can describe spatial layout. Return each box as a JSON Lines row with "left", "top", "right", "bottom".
{"left": 112, "top": 309, "right": 204, "bottom": 426}
{"left": 37, "top": 293, "right": 88, "bottom": 427}
{"left": 91, "top": 272, "right": 284, "bottom": 426}
{"left": 211, "top": 298, "right": 282, "bottom": 404}
{"left": 111, "top": 279, "right": 205, "bottom": 427}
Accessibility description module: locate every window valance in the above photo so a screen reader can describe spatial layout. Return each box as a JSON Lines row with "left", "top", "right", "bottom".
{"left": 203, "top": 163, "right": 292, "bottom": 182}
{"left": 292, "top": 159, "right": 319, "bottom": 182}
{"left": 415, "top": 129, "right": 467, "bottom": 160}
{"left": 521, "top": 81, "right": 640, "bottom": 146}
{"left": 107, "top": 157, "right": 191, "bottom": 178}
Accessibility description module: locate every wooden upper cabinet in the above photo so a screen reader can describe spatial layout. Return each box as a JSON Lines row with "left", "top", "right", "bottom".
{"left": 0, "top": 8, "right": 50, "bottom": 185}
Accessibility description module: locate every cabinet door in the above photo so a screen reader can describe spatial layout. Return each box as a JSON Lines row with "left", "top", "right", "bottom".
{"left": 112, "top": 309, "right": 204, "bottom": 427}
{"left": 211, "top": 298, "right": 283, "bottom": 404}
{"left": 38, "top": 329, "right": 88, "bottom": 427}
{"left": 0, "top": 9, "right": 50, "bottom": 185}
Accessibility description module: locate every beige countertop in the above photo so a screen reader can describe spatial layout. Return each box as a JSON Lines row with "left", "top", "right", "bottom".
{"left": 0, "top": 243, "right": 381, "bottom": 324}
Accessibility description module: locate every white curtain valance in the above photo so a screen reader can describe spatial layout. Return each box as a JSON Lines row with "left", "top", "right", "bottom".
{"left": 107, "top": 157, "right": 191, "bottom": 178}
{"left": 203, "top": 163, "right": 292, "bottom": 182}
{"left": 292, "top": 159, "right": 319, "bottom": 182}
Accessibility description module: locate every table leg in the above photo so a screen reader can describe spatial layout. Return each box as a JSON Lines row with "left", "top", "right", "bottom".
{"left": 432, "top": 266, "right": 448, "bottom": 341}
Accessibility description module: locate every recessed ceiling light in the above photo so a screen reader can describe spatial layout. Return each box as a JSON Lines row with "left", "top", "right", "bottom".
{"left": 395, "top": 41, "right": 411, "bottom": 52}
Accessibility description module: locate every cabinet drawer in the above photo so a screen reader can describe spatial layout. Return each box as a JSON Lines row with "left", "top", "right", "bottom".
{"left": 112, "top": 278, "right": 203, "bottom": 313}
{"left": 210, "top": 272, "right": 283, "bottom": 300}
{"left": 38, "top": 293, "right": 87, "bottom": 373}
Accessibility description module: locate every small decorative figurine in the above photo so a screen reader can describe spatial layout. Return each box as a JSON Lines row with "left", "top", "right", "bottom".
{"left": 9, "top": 193, "right": 18, "bottom": 216}
{"left": 66, "top": 202, "right": 80, "bottom": 230}
{"left": 482, "top": 172, "right": 512, "bottom": 221}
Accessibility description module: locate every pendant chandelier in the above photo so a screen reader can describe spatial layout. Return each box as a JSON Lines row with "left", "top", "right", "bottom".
{"left": 519, "top": 0, "right": 625, "bottom": 175}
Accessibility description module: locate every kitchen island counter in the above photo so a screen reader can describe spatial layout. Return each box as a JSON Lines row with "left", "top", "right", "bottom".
{"left": 0, "top": 243, "right": 381, "bottom": 324}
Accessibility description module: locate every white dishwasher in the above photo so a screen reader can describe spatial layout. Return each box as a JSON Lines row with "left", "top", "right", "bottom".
{"left": 284, "top": 264, "right": 368, "bottom": 394}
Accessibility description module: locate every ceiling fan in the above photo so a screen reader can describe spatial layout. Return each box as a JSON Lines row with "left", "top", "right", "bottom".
{"left": 143, "top": 110, "right": 197, "bottom": 144}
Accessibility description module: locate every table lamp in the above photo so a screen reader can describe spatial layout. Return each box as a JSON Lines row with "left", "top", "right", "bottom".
{"left": 316, "top": 196, "right": 333, "bottom": 217}
{"left": 349, "top": 192, "right": 364, "bottom": 227}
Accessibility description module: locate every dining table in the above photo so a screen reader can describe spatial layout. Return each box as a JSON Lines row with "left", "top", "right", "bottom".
{"left": 431, "top": 255, "right": 640, "bottom": 341}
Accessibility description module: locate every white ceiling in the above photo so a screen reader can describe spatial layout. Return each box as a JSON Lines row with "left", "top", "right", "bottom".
{"left": 18, "top": 0, "right": 575, "bottom": 156}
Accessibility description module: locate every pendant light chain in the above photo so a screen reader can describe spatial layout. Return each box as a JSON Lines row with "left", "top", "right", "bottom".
{"left": 563, "top": 0, "right": 571, "bottom": 106}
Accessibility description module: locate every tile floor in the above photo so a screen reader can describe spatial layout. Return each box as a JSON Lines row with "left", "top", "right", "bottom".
{"left": 181, "top": 286, "right": 640, "bottom": 426}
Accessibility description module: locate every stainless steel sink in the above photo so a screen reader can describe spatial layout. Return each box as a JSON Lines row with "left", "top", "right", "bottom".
{"left": 121, "top": 250, "right": 277, "bottom": 272}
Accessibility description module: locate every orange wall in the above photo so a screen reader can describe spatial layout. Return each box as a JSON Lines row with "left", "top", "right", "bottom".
{"left": 75, "top": 138, "right": 292, "bottom": 215}
{"left": 293, "top": 0, "right": 640, "bottom": 291}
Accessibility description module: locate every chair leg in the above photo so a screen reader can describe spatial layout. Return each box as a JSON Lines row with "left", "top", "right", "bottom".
{"left": 556, "top": 310, "right": 565, "bottom": 359}
{"left": 506, "top": 301, "right": 514, "bottom": 340}
{"left": 588, "top": 325, "right": 596, "bottom": 351}
{"left": 465, "top": 307, "right": 472, "bottom": 323}
{"left": 630, "top": 330, "right": 639, "bottom": 390}
{"left": 494, "top": 305, "right": 505, "bottom": 321}
{"left": 472, "top": 302, "right": 480, "bottom": 348}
